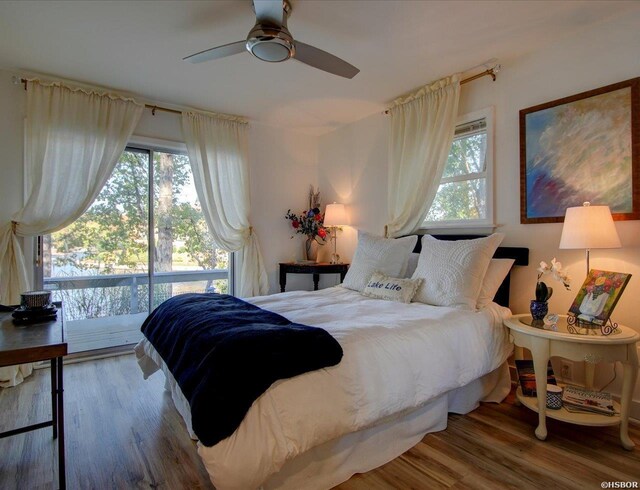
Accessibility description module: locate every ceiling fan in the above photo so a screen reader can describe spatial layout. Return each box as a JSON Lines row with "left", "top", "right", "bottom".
{"left": 183, "top": 0, "right": 360, "bottom": 79}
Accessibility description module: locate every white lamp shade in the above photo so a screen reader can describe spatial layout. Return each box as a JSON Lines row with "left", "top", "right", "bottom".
{"left": 323, "top": 203, "right": 348, "bottom": 227}
{"left": 559, "top": 204, "right": 621, "bottom": 249}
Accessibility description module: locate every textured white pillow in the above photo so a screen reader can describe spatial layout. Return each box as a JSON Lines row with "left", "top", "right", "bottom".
{"left": 362, "top": 272, "right": 423, "bottom": 303}
{"left": 403, "top": 253, "right": 420, "bottom": 278}
{"left": 411, "top": 233, "right": 505, "bottom": 309}
{"left": 342, "top": 232, "right": 418, "bottom": 292}
{"left": 476, "top": 258, "right": 515, "bottom": 309}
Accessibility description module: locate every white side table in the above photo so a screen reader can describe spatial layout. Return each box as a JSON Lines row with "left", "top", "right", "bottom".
{"left": 504, "top": 314, "right": 639, "bottom": 450}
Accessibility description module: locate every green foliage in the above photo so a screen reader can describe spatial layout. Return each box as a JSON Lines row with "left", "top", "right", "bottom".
{"left": 48, "top": 149, "right": 229, "bottom": 320}
{"left": 535, "top": 281, "right": 553, "bottom": 302}
{"left": 426, "top": 133, "right": 487, "bottom": 222}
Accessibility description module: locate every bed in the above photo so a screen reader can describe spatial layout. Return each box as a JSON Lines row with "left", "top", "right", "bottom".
{"left": 135, "top": 234, "right": 528, "bottom": 490}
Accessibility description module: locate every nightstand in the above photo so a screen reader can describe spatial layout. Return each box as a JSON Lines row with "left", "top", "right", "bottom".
{"left": 279, "top": 262, "right": 349, "bottom": 292}
{"left": 504, "top": 314, "right": 639, "bottom": 450}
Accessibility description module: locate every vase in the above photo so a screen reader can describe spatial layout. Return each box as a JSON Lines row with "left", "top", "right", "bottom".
{"left": 303, "top": 237, "right": 319, "bottom": 262}
{"left": 530, "top": 300, "right": 548, "bottom": 321}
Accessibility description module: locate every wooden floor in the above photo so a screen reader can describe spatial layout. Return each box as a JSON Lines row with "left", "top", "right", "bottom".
{"left": 0, "top": 354, "right": 638, "bottom": 489}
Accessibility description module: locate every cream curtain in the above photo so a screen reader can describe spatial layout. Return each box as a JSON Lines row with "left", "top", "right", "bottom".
{"left": 0, "top": 80, "right": 143, "bottom": 387}
{"left": 385, "top": 74, "right": 461, "bottom": 237}
{"left": 182, "top": 112, "right": 269, "bottom": 298}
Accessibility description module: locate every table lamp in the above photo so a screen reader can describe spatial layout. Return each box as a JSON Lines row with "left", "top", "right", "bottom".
{"left": 323, "top": 203, "right": 348, "bottom": 264}
{"left": 559, "top": 202, "right": 621, "bottom": 276}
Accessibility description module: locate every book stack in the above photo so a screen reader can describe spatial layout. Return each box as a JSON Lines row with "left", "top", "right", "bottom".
{"left": 561, "top": 385, "right": 618, "bottom": 416}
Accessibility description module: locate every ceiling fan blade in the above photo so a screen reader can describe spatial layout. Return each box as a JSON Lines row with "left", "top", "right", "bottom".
{"left": 293, "top": 41, "right": 359, "bottom": 79}
{"left": 253, "top": 0, "right": 283, "bottom": 26}
{"left": 183, "top": 40, "right": 247, "bottom": 64}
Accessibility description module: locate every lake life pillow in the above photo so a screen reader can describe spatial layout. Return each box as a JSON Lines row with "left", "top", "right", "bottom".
{"left": 411, "top": 233, "right": 505, "bottom": 309}
{"left": 342, "top": 231, "right": 418, "bottom": 292}
{"left": 362, "top": 272, "right": 423, "bottom": 303}
{"left": 476, "top": 258, "right": 515, "bottom": 309}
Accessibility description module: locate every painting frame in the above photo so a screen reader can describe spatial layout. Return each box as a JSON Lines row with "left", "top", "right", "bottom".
{"left": 568, "top": 269, "right": 631, "bottom": 326}
{"left": 520, "top": 77, "right": 640, "bottom": 224}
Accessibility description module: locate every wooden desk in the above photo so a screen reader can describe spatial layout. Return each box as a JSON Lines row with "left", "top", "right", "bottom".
{"left": 0, "top": 303, "right": 67, "bottom": 489}
{"left": 279, "top": 262, "right": 349, "bottom": 292}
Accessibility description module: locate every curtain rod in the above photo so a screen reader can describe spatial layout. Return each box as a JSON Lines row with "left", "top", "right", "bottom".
{"left": 383, "top": 66, "right": 500, "bottom": 115}
{"left": 19, "top": 77, "right": 184, "bottom": 116}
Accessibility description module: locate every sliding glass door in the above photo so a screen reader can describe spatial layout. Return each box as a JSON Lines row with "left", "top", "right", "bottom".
{"left": 41, "top": 145, "right": 230, "bottom": 353}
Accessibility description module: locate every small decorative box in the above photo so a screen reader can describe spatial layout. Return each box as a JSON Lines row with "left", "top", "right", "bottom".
{"left": 546, "top": 384, "right": 563, "bottom": 410}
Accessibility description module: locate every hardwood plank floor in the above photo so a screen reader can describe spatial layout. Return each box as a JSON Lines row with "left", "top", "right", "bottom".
{"left": 0, "top": 354, "right": 638, "bottom": 489}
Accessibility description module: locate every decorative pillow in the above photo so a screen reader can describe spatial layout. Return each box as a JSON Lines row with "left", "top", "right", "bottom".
{"left": 362, "top": 272, "right": 424, "bottom": 303}
{"left": 342, "top": 231, "right": 418, "bottom": 292}
{"left": 411, "top": 233, "right": 505, "bottom": 309}
{"left": 403, "top": 253, "right": 420, "bottom": 278}
{"left": 476, "top": 258, "right": 515, "bottom": 309}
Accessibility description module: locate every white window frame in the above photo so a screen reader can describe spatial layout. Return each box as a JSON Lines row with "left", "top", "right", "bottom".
{"left": 422, "top": 106, "right": 495, "bottom": 230}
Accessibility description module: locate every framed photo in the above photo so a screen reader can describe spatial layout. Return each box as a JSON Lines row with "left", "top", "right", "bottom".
{"left": 568, "top": 270, "right": 631, "bottom": 326}
{"left": 520, "top": 78, "right": 639, "bottom": 224}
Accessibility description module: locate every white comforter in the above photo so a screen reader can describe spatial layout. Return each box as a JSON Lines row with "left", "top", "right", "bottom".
{"left": 157, "top": 286, "right": 510, "bottom": 489}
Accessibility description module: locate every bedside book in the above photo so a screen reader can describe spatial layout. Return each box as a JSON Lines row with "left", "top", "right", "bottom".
{"left": 515, "top": 359, "right": 556, "bottom": 397}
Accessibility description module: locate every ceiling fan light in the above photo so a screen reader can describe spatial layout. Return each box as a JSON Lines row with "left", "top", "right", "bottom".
{"left": 248, "top": 39, "right": 293, "bottom": 62}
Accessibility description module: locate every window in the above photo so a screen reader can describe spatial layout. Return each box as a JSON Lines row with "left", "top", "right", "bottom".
{"left": 424, "top": 107, "right": 494, "bottom": 228}
{"left": 39, "top": 141, "right": 231, "bottom": 352}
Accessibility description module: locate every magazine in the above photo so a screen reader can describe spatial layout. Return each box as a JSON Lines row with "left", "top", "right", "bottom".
{"left": 515, "top": 360, "right": 556, "bottom": 397}
{"left": 561, "top": 385, "right": 618, "bottom": 416}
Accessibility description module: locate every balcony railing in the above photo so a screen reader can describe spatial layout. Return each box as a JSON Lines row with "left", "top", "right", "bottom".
{"left": 44, "top": 269, "right": 228, "bottom": 318}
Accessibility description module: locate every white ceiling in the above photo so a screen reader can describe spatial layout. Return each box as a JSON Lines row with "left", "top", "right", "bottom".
{"left": 0, "top": 0, "right": 638, "bottom": 134}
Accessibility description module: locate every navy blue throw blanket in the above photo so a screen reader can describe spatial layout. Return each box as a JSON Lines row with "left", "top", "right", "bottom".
{"left": 141, "top": 293, "right": 343, "bottom": 447}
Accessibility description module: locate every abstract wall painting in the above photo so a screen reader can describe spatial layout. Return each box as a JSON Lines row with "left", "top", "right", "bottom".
{"left": 520, "top": 78, "right": 639, "bottom": 223}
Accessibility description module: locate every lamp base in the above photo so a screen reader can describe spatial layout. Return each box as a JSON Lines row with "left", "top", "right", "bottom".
{"left": 330, "top": 253, "right": 341, "bottom": 265}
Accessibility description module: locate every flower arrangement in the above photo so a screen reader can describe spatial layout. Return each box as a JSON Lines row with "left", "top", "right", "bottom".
{"left": 536, "top": 258, "right": 571, "bottom": 302}
{"left": 583, "top": 271, "right": 626, "bottom": 298}
{"left": 285, "top": 186, "right": 328, "bottom": 242}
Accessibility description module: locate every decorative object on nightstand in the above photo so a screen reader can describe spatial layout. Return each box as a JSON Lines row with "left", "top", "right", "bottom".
{"left": 323, "top": 203, "right": 348, "bottom": 264}
{"left": 546, "top": 384, "right": 563, "bottom": 410}
{"left": 567, "top": 269, "right": 631, "bottom": 334}
{"left": 284, "top": 185, "right": 328, "bottom": 263}
{"left": 531, "top": 258, "right": 570, "bottom": 321}
{"left": 504, "top": 314, "right": 639, "bottom": 450}
{"left": 559, "top": 202, "right": 621, "bottom": 277}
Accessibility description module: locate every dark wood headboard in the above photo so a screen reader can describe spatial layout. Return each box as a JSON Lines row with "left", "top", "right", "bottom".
{"left": 408, "top": 234, "right": 529, "bottom": 308}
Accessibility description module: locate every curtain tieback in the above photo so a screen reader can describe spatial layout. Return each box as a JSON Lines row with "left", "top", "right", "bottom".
{"left": 11, "top": 221, "right": 18, "bottom": 233}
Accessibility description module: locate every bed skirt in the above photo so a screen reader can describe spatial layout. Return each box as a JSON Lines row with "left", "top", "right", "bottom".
{"left": 135, "top": 340, "right": 511, "bottom": 490}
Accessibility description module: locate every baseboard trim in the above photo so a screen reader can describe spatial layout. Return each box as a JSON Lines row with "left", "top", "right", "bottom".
{"left": 34, "top": 344, "right": 135, "bottom": 369}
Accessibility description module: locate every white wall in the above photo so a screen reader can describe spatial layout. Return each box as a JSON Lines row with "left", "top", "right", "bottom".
{"left": 0, "top": 73, "right": 320, "bottom": 295}
{"left": 318, "top": 12, "right": 640, "bottom": 406}
{"left": 248, "top": 122, "right": 321, "bottom": 292}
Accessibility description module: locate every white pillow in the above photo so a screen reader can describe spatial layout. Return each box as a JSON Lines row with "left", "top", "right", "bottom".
{"left": 476, "top": 258, "right": 515, "bottom": 309}
{"left": 411, "top": 233, "right": 505, "bottom": 309}
{"left": 362, "top": 272, "right": 423, "bottom": 303}
{"left": 404, "top": 253, "right": 420, "bottom": 278}
{"left": 342, "top": 231, "right": 418, "bottom": 292}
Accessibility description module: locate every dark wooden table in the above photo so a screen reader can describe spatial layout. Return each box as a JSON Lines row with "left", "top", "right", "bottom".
{"left": 279, "top": 262, "right": 349, "bottom": 292}
{"left": 0, "top": 303, "right": 67, "bottom": 489}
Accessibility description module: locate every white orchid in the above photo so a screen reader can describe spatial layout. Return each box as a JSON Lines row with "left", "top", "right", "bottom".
{"left": 535, "top": 257, "right": 571, "bottom": 302}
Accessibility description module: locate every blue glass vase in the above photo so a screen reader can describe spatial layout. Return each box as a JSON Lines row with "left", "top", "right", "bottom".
{"left": 530, "top": 300, "right": 548, "bottom": 321}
